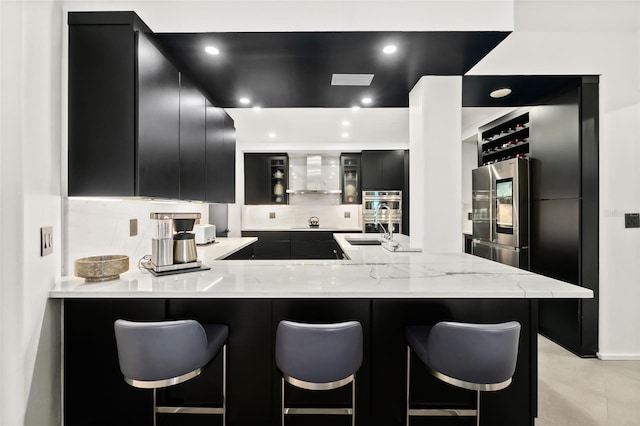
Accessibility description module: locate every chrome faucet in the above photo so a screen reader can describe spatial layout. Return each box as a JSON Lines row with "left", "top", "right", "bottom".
{"left": 375, "top": 204, "right": 393, "bottom": 241}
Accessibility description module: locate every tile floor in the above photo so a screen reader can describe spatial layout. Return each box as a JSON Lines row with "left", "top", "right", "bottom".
{"left": 536, "top": 336, "right": 640, "bottom": 426}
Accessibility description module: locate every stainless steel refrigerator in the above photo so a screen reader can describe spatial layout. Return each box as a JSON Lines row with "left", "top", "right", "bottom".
{"left": 472, "top": 158, "right": 529, "bottom": 269}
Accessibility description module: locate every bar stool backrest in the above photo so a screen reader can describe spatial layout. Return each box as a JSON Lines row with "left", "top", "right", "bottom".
{"left": 276, "top": 320, "right": 363, "bottom": 384}
{"left": 114, "top": 319, "right": 210, "bottom": 382}
{"left": 426, "top": 321, "right": 521, "bottom": 386}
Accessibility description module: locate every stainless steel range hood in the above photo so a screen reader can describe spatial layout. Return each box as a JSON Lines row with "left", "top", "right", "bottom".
{"left": 286, "top": 154, "right": 342, "bottom": 195}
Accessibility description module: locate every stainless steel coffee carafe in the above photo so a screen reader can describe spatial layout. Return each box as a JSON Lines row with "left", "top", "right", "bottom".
{"left": 173, "top": 232, "right": 198, "bottom": 263}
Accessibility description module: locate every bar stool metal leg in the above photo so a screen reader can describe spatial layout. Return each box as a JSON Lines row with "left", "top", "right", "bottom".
{"left": 406, "top": 346, "right": 410, "bottom": 426}
{"left": 223, "top": 344, "right": 227, "bottom": 426}
{"left": 352, "top": 376, "right": 356, "bottom": 426}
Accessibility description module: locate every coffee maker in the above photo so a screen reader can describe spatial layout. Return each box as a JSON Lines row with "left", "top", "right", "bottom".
{"left": 149, "top": 212, "right": 202, "bottom": 273}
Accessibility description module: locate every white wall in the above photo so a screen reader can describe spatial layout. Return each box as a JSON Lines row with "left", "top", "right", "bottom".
{"left": 1, "top": 1, "right": 62, "bottom": 425}
{"left": 461, "top": 137, "right": 477, "bottom": 235}
{"left": 469, "top": 0, "right": 640, "bottom": 359}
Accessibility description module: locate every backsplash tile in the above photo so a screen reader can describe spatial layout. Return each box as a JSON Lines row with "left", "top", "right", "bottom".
{"left": 242, "top": 204, "right": 362, "bottom": 230}
{"left": 65, "top": 198, "right": 209, "bottom": 274}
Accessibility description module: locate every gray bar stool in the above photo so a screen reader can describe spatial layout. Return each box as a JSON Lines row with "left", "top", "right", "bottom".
{"left": 114, "top": 319, "right": 228, "bottom": 426}
{"left": 275, "top": 320, "right": 363, "bottom": 426}
{"left": 405, "top": 321, "right": 521, "bottom": 426}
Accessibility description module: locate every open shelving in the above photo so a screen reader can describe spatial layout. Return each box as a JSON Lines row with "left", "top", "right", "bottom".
{"left": 478, "top": 111, "right": 530, "bottom": 166}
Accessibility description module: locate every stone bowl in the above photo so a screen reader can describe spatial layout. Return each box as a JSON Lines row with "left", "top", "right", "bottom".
{"left": 74, "top": 255, "right": 129, "bottom": 282}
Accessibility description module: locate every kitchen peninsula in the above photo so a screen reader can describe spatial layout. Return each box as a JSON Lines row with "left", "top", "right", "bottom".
{"left": 50, "top": 235, "right": 591, "bottom": 426}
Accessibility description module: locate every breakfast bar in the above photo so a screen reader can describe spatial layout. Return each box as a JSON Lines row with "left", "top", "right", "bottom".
{"left": 50, "top": 235, "right": 592, "bottom": 426}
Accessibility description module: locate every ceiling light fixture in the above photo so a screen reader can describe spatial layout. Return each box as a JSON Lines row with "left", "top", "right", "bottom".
{"left": 342, "top": 132, "right": 349, "bottom": 138}
{"left": 239, "top": 97, "right": 251, "bottom": 105}
{"left": 351, "top": 106, "right": 361, "bottom": 111}
{"left": 268, "top": 132, "right": 276, "bottom": 138}
{"left": 253, "top": 106, "right": 262, "bottom": 111}
{"left": 490, "top": 88, "right": 512, "bottom": 98}
{"left": 382, "top": 45, "right": 397, "bottom": 54}
{"left": 342, "top": 120, "right": 350, "bottom": 127}
{"left": 205, "top": 46, "right": 220, "bottom": 55}
{"left": 361, "top": 97, "right": 372, "bottom": 105}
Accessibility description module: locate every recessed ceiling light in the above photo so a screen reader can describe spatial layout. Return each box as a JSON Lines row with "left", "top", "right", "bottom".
{"left": 382, "top": 45, "right": 397, "bottom": 54}
{"left": 341, "top": 132, "right": 349, "bottom": 138}
{"left": 205, "top": 46, "right": 219, "bottom": 55}
{"left": 342, "top": 120, "right": 350, "bottom": 127}
{"left": 268, "top": 132, "right": 276, "bottom": 138}
{"left": 239, "top": 97, "right": 251, "bottom": 105}
{"left": 361, "top": 97, "right": 372, "bottom": 105}
{"left": 490, "top": 88, "right": 512, "bottom": 98}
{"left": 253, "top": 106, "right": 262, "bottom": 111}
{"left": 351, "top": 106, "right": 361, "bottom": 111}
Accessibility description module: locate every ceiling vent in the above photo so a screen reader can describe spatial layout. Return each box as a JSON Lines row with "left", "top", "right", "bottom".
{"left": 331, "top": 74, "right": 374, "bottom": 86}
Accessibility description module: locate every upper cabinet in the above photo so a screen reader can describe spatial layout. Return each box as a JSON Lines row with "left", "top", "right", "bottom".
{"left": 361, "top": 150, "right": 406, "bottom": 190}
{"left": 244, "top": 153, "right": 289, "bottom": 205}
{"left": 67, "top": 12, "right": 235, "bottom": 202}
{"left": 340, "top": 153, "right": 361, "bottom": 204}
{"left": 205, "top": 105, "right": 236, "bottom": 203}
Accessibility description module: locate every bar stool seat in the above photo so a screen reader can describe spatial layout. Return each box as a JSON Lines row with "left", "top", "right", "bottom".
{"left": 405, "top": 321, "right": 520, "bottom": 426}
{"left": 275, "top": 320, "right": 363, "bottom": 426}
{"left": 114, "top": 319, "right": 228, "bottom": 425}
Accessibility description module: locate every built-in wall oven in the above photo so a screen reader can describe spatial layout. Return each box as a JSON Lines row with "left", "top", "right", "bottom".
{"left": 362, "top": 190, "right": 402, "bottom": 234}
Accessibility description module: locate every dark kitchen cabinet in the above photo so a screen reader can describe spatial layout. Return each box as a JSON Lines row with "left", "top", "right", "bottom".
{"left": 205, "top": 105, "right": 236, "bottom": 203}
{"left": 179, "top": 75, "right": 206, "bottom": 201}
{"left": 68, "top": 11, "right": 236, "bottom": 203}
{"left": 361, "top": 150, "right": 406, "bottom": 191}
{"left": 241, "top": 231, "right": 291, "bottom": 259}
{"left": 340, "top": 153, "right": 361, "bottom": 204}
{"left": 290, "top": 231, "right": 344, "bottom": 259}
{"left": 69, "top": 12, "right": 180, "bottom": 198}
{"left": 244, "top": 153, "right": 288, "bottom": 205}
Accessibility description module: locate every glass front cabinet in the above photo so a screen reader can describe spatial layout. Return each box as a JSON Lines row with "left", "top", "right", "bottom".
{"left": 340, "top": 153, "right": 361, "bottom": 204}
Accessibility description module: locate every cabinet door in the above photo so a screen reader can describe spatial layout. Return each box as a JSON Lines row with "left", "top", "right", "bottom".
{"left": 529, "top": 87, "right": 581, "bottom": 200}
{"left": 242, "top": 232, "right": 290, "bottom": 259}
{"left": 361, "top": 151, "right": 384, "bottom": 190}
{"left": 136, "top": 32, "right": 180, "bottom": 198}
{"left": 179, "top": 75, "right": 206, "bottom": 201}
{"left": 382, "top": 150, "right": 406, "bottom": 190}
{"left": 244, "top": 154, "right": 271, "bottom": 204}
{"left": 206, "top": 106, "right": 236, "bottom": 203}
{"left": 221, "top": 113, "right": 237, "bottom": 203}
{"left": 68, "top": 24, "right": 136, "bottom": 196}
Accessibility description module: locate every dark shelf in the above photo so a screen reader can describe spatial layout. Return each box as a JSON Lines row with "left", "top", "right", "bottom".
{"left": 481, "top": 125, "right": 530, "bottom": 150}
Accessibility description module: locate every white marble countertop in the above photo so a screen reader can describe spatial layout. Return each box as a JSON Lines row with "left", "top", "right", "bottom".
{"left": 242, "top": 227, "right": 363, "bottom": 232}
{"left": 197, "top": 237, "right": 257, "bottom": 261}
{"left": 50, "top": 233, "right": 592, "bottom": 300}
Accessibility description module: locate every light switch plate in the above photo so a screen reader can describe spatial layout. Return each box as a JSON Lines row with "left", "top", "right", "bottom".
{"left": 41, "top": 226, "right": 53, "bottom": 256}
{"left": 344, "top": 211, "right": 351, "bottom": 218}
{"left": 269, "top": 212, "right": 276, "bottom": 219}
{"left": 130, "top": 219, "right": 138, "bottom": 236}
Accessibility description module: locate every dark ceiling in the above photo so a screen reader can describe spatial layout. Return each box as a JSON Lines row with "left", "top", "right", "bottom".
{"left": 155, "top": 31, "right": 511, "bottom": 108}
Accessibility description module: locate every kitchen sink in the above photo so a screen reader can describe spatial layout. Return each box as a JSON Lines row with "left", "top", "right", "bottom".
{"left": 345, "top": 237, "right": 382, "bottom": 245}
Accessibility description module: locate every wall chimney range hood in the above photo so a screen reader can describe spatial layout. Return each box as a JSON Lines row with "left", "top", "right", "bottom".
{"left": 286, "top": 154, "right": 342, "bottom": 195}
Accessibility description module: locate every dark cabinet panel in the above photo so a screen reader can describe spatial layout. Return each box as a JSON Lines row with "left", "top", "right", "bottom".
{"left": 361, "top": 150, "right": 406, "bottom": 190}
{"left": 135, "top": 32, "right": 181, "bottom": 199}
{"left": 244, "top": 154, "right": 288, "bottom": 204}
{"left": 241, "top": 231, "right": 291, "bottom": 259}
{"left": 178, "top": 75, "right": 206, "bottom": 201}
{"left": 205, "top": 107, "right": 236, "bottom": 203}
{"left": 340, "top": 153, "right": 361, "bottom": 204}
{"left": 68, "top": 24, "right": 136, "bottom": 196}
{"left": 529, "top": 87, "right": 581, "bottom": 200}
{"left": 290, "top": 231, "right": 342, "bottom": 259}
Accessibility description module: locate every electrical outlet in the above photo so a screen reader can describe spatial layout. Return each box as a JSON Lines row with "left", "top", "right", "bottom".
{"left": 344, "top": 211, "right": 351, "bottom": 218}
{"left": 269, "top": 212, "right": 276, "bottom": 219}
{"left": 625, "top": 213, "right": 640, "bottom": 228}
{"left": 130, "top": 219, "right": 138, "bottom": 236}
{"left": 467, "top": 212, "right": 473, "bottom": 221}
{"left": 40, "top": 226, "right": 53, "bottom": 256}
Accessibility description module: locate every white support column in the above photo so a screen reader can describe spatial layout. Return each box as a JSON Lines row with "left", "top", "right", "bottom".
{"left": 409, "top": 76, "right": 462, "bottom": 252}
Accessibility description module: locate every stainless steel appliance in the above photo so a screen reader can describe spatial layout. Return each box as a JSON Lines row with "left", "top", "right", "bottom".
{"left": 149, "top": 212, "right": 202, "bottom": 273}
{"left": 362, "top": 190, "right": 402, "bottom": 234}
{"left": 472, "top": 158, "right": 529, "bottom": 269}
